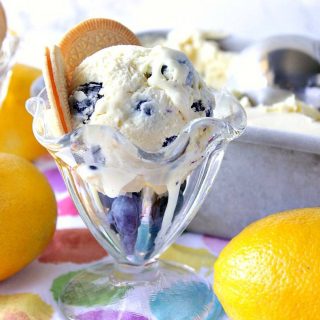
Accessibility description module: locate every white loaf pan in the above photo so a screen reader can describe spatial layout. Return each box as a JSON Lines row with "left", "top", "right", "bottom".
{"left": 189, "top": 127, "right": 320, "bottom": 238}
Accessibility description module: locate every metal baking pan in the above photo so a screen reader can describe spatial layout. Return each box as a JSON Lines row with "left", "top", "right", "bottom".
{"left": 138, "top": 30, "right": 320, "bottom": 239}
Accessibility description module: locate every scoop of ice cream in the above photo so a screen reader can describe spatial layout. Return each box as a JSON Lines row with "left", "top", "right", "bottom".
{"left": 163, "top": 29, "right": 235, "bottom": 90}
{"left": 69, "top": 45, "right": 214, "bottom": 151}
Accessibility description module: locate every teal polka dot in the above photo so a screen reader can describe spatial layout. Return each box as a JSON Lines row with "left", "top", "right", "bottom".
{"left": 150, "top": 281, "right": 213, "bottom": 320}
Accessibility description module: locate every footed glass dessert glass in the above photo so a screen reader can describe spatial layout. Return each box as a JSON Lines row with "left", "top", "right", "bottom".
{"left": 27, "top": 89, "right": 246, "bottom": 320}
{"left": 0, "top": 30, "right": 19, "bottom": 104}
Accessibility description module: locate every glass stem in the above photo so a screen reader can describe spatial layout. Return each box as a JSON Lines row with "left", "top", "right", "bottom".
{"left": 115, "top": 259, "right": 160, "bottom": 282}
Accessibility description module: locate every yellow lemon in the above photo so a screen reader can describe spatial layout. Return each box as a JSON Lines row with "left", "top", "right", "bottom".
{"left": 0, "top": 64, "right": 47, "bottom": 160}
{"left": 0, "top": 153, "right": 57, "bottom": 281}
{"left": 214, "top": 208, "right": 320, "bottom": 320}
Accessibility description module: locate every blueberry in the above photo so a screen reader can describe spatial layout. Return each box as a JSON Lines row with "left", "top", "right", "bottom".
{"left": 135, "top": 100, "right": 154, "bottom": 116}
{"left": 99, "top": 192, "right": 114, "bottom": 210}
{"left": 162, "top": 135, "right": 177, "bottom": 147}
{"left": 89, "top": 165, "right": 98, "bottom": 170}
{"left": 161, "top": 65, "right": 173, "bottom": 81}
{"left": 70, "top": 82, "right": 103, "bottom": 123}
{"left": 186, "top": 71, "right": 194, "bottom": 86}
{"left": 191, "top": 100, "right": 212, "bottom": 117}
{"left": 78, "top": 82, "right": 102, "bottom": 95}
{"left": 109, "top": 195, "right": 140, "bottom": 235}
{"left": 107, "top": 194, "right": 141, "bottom": 254}
{"left": 206, "top": 108, "right": 212, "bottom": 117}
{"left": 161, "top": 65, "right": 168, "bottom": 76}
{"left": 122, "top": 233, "right": 137, "bottom": 255}
{"left": 135, "top": 99, "right": 148, "bottom": 111}
{"left": 191, "top": 100, "right": 205, "bottom": 113}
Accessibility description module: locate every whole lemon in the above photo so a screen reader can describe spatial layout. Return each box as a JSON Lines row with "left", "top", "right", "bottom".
{"left": 0, "top": 64, "right": 47, "bottom": 160}
{"left": 0, "top": 153, "right": 57, "bottom": 281}
{"left": 214, "top": 208, "right": 320, "bottom": 320}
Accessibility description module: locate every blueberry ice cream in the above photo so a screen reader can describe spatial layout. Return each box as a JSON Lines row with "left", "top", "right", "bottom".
{"left": 64, "top": 45, "right": 221, "bottom": 261}
{"left": 69, "top": 45, "right": 214, "bottom": 151}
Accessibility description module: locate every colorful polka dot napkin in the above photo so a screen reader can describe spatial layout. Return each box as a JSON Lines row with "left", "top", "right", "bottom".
{"left": 0, "top": 155, "right": 229, "bottom": 320}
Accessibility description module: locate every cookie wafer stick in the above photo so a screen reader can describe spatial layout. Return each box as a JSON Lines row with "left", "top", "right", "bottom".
{"left": 43, "top": 46, "right": 72, "bottom": 135}
{"left": 59, "top": 18, "right": 141, "bottom": 85}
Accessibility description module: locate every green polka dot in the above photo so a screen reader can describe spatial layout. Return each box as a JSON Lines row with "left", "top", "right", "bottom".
{"left": 51, "top": 269, "right": 132, "bottom": 307}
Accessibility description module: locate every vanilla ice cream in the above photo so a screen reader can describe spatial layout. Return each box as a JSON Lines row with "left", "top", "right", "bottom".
{"left": 162, "top": 30, "right": 320, "bottom": 136}
{"left": 69, "top": 45, "right": 214, "bottom": 151}
{"left": 164, "top": 29, "right": 235, "bottom": 90}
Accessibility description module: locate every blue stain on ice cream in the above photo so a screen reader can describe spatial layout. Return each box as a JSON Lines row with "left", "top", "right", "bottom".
{"left": 150, "top": 281, "right": 213, "bottom": 320}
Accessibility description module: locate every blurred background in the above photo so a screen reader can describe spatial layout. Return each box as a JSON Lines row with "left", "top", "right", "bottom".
{"left": 2, "top": 0, "right": 320, "bottom": 67}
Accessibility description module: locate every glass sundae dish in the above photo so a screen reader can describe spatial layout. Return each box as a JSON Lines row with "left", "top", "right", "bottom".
{"left": 27, "top": 19, "right": 246, "bottom": 320}
{"left": 0, "top": 4, "right": 19, "bottom": 105}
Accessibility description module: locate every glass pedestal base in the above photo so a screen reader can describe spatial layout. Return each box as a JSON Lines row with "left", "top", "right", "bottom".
{"left": 58, "top": 260, "right": 223, "bottom": 320}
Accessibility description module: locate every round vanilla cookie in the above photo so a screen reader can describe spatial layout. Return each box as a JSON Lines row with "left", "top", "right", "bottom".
{"left": 69, "top": 45, "right": 215, "bottom": 151}
{"left": 59, "top": 18, "right": 141, "bottom": 85}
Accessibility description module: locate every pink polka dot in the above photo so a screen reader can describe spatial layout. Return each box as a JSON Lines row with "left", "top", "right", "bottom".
{"left": 58, "top": 196, "right": 78, "bottom": 216}
{"left": 43, "top": 168, "right": 66, "bottom": 193}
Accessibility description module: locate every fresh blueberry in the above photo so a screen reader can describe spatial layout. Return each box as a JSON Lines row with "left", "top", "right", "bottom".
{"left": 191, "top": 100, "right": 206, "bottom": 113}
{"left": 99, "top": 192, "right": 114, "bottom": 209}
{"left": 69, "top": 82, "right": 103, "bottom": 123}
{"left": 141, "top": 102, "right": 154, "bottom": 116}
{"left": 191, "top": 99, "right": 212, "bottom": 116}
{"left": 77, "top": 82, "right": 102, "bottom": 95}
{"left": 161, "top": 65, "right": 168, "bottom": 76}
{"left": 122, "top": 234, "right": 137, "bottom": 255}
{"left": 161, "top": 65, "right": 173, "bottom": 81}
{"left": 107, "top": 194, "right": 141, "bottom": 254}
{"left": 135, "top": 100, "right": 154, "bottom": 116}
{"left": 109, "top": 195, "right": 140, "bottom": 235}
{"left": 135, "top": 99, "right": 148, "bottom": 111}
{"left": 89, "top": 165, "right": 98, "bottom": 170}
{"left": 162, "top": 135, "right": 177, "bottom": 147}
